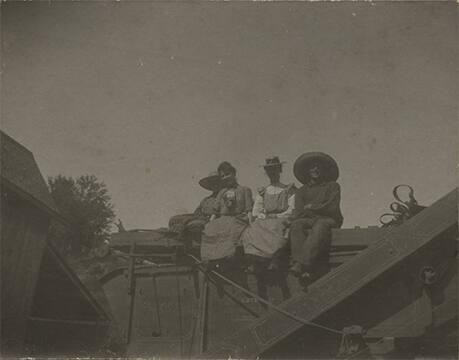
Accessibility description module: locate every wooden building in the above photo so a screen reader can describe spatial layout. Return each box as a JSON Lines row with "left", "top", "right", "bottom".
{"left": 1, "top": 131, "right": 114, "bottom": 356}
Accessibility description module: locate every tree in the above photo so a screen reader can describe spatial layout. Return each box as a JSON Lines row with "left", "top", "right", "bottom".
{"left": 48, "top": 174, "right": 115, "bottom": 254}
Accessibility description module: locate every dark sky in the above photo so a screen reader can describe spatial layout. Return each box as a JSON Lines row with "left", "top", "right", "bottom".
{"left": 2, "top": 1, "right": 456, "bottom": 229}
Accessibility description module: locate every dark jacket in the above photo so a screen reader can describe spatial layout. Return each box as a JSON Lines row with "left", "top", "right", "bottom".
{"left": 293, "top": 181, "right": 343, "bottom": 227}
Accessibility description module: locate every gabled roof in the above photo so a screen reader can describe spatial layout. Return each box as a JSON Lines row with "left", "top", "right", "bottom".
{"left": 1, "top": 130, "right": 60, "bottom": 216}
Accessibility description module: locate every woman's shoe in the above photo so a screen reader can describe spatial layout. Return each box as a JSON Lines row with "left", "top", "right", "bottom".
{"left": 267, "top": 262, "right": 279, "bottom": 271}
{"left": 289, "top": 262, "right": 303, "bottom": 276}
{"left": 245, "top": 264, "right": 255, "bottom": 274}
{"left": 299, "top": 271, "right": 313, "bottom": 291}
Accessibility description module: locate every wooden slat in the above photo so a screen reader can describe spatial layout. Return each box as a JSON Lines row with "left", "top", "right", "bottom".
{"left": 28, "top": 316, "right": 108, "bottom": 327}
{"left": 1, "top": 197, "right": 49, "bottom": 353}
{"left": 330, "top": 227, "right": 389, "bottom": 248}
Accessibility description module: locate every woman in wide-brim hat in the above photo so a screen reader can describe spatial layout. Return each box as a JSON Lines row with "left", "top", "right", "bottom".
{"left": 201, "top": 162, "right": 253, "bottom": 262}
{"left": 168, "top": 172, "right": 221, "bottom": 246}
{"left": 289, "top": 152, "right": 343, "bottom": 282}
{"left": 193, "top": 171, "right": 222, "bottom": 218}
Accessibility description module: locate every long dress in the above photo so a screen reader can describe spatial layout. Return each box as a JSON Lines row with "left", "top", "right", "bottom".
{"left": 200, "top": 185, "right": 253, "bottom": 261}
{"left": 242, "top": 183, "right": 295, "bottom": 259}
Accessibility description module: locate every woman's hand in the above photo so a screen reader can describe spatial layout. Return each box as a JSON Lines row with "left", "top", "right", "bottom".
{"left": 235, "top": 213, "right": 250, "bottom": 224}
{"left": 281, "top": 218, "right": 292, "bottom": 227}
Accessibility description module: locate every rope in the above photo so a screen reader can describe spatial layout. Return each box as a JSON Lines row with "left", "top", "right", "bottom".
{"left": 188, "top": 254, "right": 343, "bottom": 336}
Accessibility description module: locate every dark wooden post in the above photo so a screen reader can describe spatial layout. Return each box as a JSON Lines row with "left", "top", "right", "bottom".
{"left": 125, "top": 238, "right": 136, "bottom": 345}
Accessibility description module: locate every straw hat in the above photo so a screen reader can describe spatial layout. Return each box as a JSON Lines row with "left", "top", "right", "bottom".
{"left": 293, "top": 152, "right": 339, "bottom": 184}
{"left": 261, "top": 156, "right": 286, "bottom": 169}
{"left": 198, "top": 171, "right": 221, "bottom": 191}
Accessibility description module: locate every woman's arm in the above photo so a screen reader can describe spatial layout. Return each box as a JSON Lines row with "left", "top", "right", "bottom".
{"left": 252, "top": 192, "right": 265, "bottom": 218}
{"left": 277, "top": 194, "right": 295, "bottom": 218}
{"left": 213, "top": 189, "right": 225, "bottom": 215}
{"left": 244, "top": 187, "right": 254, "bottom": 214}
{"left": 194, "top": 197, "right": 205, "bottom": 216}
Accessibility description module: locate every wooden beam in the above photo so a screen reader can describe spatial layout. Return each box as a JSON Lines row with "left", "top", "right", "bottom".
{"left": 125, "top": 239, "right": 137, "bottom": 345}
{"left": 28, "top": 316, "right": 109, "bottom": 327}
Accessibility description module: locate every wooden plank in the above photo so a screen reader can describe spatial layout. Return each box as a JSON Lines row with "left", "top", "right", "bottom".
{"left": 28, "top": 316, "right": 108, "bottom": 327}
{"left": 330, "top": 227, "right": 389, "bottom": 248}
{"left": 152, "top": 276, "right": 162, "bottom": 337}
{"left": 329, "top": 253, "right": 361, "bottom": 265}
{"left": 196, "top": 275, "right": 209, "bottom": 354}
{"left": 2, "top": 198, "right": 48, "bottom": 354}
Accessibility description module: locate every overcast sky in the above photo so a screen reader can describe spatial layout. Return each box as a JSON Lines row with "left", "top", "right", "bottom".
{"left": 2, "top": 1, "right": 457, "bottom": 230}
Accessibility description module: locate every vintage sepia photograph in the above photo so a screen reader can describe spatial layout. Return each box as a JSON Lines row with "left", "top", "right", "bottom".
{"left": 1, "top": 1, "right": 457, "bottom": 359}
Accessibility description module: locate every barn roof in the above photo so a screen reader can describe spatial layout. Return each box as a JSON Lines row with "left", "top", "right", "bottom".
{"left": 1, "top": 130, "right": 59, "bottom": 216}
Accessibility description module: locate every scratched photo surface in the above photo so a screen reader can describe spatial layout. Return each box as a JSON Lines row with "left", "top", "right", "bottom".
{"left": 1, "top": 1, "right": 457, "bottom": 359}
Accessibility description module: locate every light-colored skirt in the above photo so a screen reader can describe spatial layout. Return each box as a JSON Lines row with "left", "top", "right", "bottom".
{"left": 200, "top": 216, "right": 248, "bottom": 261}
{"left": 242, "top": 218, "right": 288, "bottom": 258}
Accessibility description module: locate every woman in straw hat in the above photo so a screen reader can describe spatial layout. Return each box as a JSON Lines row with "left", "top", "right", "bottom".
{"left": 241, "top": 156, "right": 295, "bottom": 300}
{"left": 194, "top": 172, "right": 222, "bottom": 217}
{"left": 289, "top": 152, "right": 343, "bottom": 282}
{"left": 200, "top": 162, "right": 253, "bottom": 262}
{"left": 242, "top": 157, "right": 295, "bottom": 264}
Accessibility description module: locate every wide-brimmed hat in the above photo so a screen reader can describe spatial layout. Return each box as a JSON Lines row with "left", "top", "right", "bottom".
{"left": 261, "top": 156, "right": 286, "bottom": 169}
{"left": 199, "top": 171, "right": 221, "bottom": 191}
{"left": 293, "top": 152, "right": 339, "bottom": 184}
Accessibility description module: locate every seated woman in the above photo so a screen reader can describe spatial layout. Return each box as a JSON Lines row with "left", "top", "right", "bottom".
{"left": 241, "top": 157, "right": 295, "bottom": 300}
{"left": 200, "top": 162, "right": 253, "bottom": 264}
{"left": 243, "top": 157, "right": 295, "bottom": 264}
{"left": 169, "top": 172, "right": 221, "bottom": 250}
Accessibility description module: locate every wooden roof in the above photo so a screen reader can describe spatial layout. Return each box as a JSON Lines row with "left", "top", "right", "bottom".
{"left": 1, "top": 131, "right": 61, "bottom": 218}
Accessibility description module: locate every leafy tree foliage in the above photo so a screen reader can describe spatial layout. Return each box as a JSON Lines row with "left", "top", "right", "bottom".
{"left": 48, "top": 174, "right": 115, "bottom": 254}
